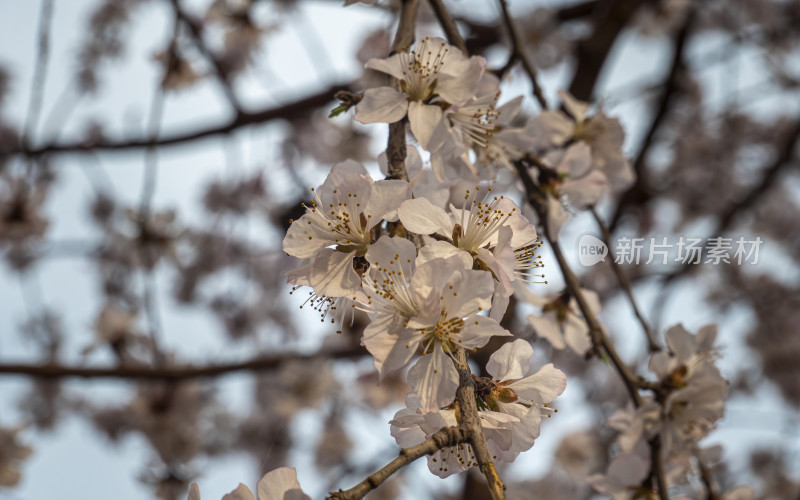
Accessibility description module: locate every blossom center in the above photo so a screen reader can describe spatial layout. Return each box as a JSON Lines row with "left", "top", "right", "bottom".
{"left": 399, "top": 37, "right": 449, "bottom": 102}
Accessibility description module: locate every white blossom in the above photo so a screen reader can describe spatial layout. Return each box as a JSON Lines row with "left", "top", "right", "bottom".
{"left": 355, "top": 37, "right": 485, "bottom": 149}
{"left": 358, "top": 242, "right": 511, "bottom": 411}
{"left": 283, "top": 160, "right": 411, "bottom": 298}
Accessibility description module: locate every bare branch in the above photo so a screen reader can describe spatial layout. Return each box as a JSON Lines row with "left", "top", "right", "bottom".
{"left": 327, "top": 426, "right": 467, "bottom": 500}
{"left": 496, "top": 0, "right": 549, "bottom": 110}
{"left": 169, "top": 0, "right": 242, "bottom": 112}
{"left": 6, "top": 82, "right": 352, "bottom": 156}
{"left": 385, "top": 0, "right": 419, "bottom": 183}
{"left": 0, "top": 345, "right": 366, "bottom": 381}
{"left": 610, "top": 8, "right": 696, "bottom": 230}
{"left": 427, "top": 0, "right": 468, "bottom": 54}
{"left": 567, "top": 0, "right": 640, "bottom": 101}
{"left": 591, "top": 207, "right": 660, "bottom": 352}
{"left": 21, "top": 0, "right": 54, "bottom": 152}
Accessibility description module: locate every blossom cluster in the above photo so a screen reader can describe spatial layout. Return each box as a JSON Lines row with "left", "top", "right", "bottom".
{"left": 278, "top": 37, "right": 610, "bottom": 477}
{"left": 588, "top": 325, "right": 732, "bottom": 498}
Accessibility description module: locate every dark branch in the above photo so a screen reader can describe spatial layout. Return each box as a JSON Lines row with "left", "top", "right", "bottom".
{"left": 327, "top": 426, "right": 467, "bottom": 500}
{"left": 0, "top": 345, "right": 366, "bottom": 381}
{"left": 567, "top": 0, "right": 641, "bottom": 101}
{"left": 497, "top": 0, "right": 548, "bottom": 110}
{"left": 7, "top": 82, "right": 352, "bottom": 157}
{"left": 610, "top": 7, "right": 696, "bottom": 231}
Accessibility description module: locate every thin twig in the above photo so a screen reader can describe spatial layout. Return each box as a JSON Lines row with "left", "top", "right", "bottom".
{"left": 327, "top": 426, "right": 467, "bottom": 500}
{"left": 427, "top": 0, "right": 467, "bottom": 54}
{"left": 591, "top": 207, "right": 659, "bottom": 352}
{"left": 170, "top": 0, "right": 242, "bottom": 113}
{"left": 697, "top": 453, "right": 721, "bottom": 500}
{"left": 610, "top": 8, "right": 695, "bottom": 231}
{"left": 136, "top": 9, "right": 181, "bottom": 364}
{"left": 567, "top": 0, "right": 640, "bottom": 101}
{"left": 517, "top": 165, "right": 641, "bottom": 404}
{"left": 517, "top": 165, "right": 679, "bottom": 497}
{"left": 21, "top": 0, "right": 54, "bottom": 154}
{"left": 8, "top": 82, "right": 352, "bottom": 156}
{"left": 497, "top": 0, "right": 548, "bottom": 110}
{"left": 0, "top": 344, "right": 366, "bottom": 380}
{"left": 650, "top": 435, "right": 669, "bottom": 500}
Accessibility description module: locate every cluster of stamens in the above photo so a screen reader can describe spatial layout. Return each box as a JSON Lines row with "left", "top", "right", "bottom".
{"left": 289, "top": 286, "right": 355, "bottom": 334}
{"left": 448, "top": 91, "right": 501, "bottom": 148}
{"left": 514, "top": 237, "right": 547, "bottom": 284}
{"left": 457, "top": 187, "right": 515, "bottom": 252}
{"left": 358, "top": 254, "right": 417, "bottom": 319}
{"left": 399, "top": 37, "right": 449, "bottom": 102}
{"left": 292, "top": 187, "right": 371, "bottom": 250}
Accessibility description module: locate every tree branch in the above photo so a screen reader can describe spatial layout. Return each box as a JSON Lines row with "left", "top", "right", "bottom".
{"left": 591, "top": 207, "right": 659, "bottom": 352}
{"left": 497, "top": 0, "right": 549, "bottom": 110}
{"left": 170, "top": 0, "right": 242, "bottom": 113}
{"left": 327, "top": 426, "right": 467, "bottom": 500}
{"left": 427, "top": 0, "right": 468, "bottom": 54}
{"left": 517, "top": 163, "right": 675, "bottom": 498}
{"left": 5, "top": 82, "right": 352, "bottom": 157}
{"left": 454, "top": 348, "right": 506, "bottom": 500}
{"left": 0, "top": 345, "right": 366, "bottom": 380}
{"left": 383, "top": 0, "right": 420, "bottom": 182}
{"left": 567, "top": 0, "right": 641, "bottom": 101}
{"left": 610, "top": 7, "right": 696, "bottom": 231}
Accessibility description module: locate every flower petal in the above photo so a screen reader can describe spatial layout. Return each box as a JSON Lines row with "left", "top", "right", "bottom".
{"left": 408, "top": 101, "right": 442, "bottom": 149}
{"left": 437, "top": 56, "right": 485, "bottom": 104}
{"left": 510, "top": 363, "right": 567, "bottom": 403}
{"left": 363, "top": 321, "right": 420, "bottom": 381}
{"left": 222, "top": 484, "right": 255, "bottom": 500}
{"left": 398, "top": 198, "right": 452, "bottom": 237}
{"left": 309, "top": 248, "right": 361, "bottom": 297}
{"left": 487, "top": 339, "right": 534, "bottom": 381}
{"left": 365, "top": 179, "right": 412, "bottom": 225}
{"left": 408, "top": 346, "right": 460, "bottom": 411}
{"left": 365, "top": 53, "right": 405, "bottom": 80}
{"left": 442, "top": 268, "right": 495, "bottom": 319}
{"left": 527, "top": 313, "right": 566, "bottom": 350}
{"left": 459, "top": 315, "right": 512, "bottom": 349}
{"left": 355, "top": 87, "right": 408, "bottom": 124}
{"left": 256, "top": 467, "right": 310, "bottom": 500}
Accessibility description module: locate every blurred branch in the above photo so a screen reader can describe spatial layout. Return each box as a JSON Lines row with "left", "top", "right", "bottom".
{"left": 567, "top": 0, "right": 641, "bottom": 101}
{"left": 517, "top": 161, "right": 673, "bottom": 499}
{"left": 0, "top": 344, "right": 366, "bottom": 380}
{"left": 610, "top": 7, "right": 696, "bottom": 230}
{"left": 21, "top": 0, "right": 54, "bottom": 154}
{"left": 662, "top": 115, "right": 800, "bottom": 286}
{"left": 169, "top": 0, "right": 242, "bottom": 113}
{"left": 591, "top": 207, "right": 659, "bottom": 352}
{"left": 7, "top": 82, "right": 352, "bottom": 156}
{"left": 427, "top": 0, "right": 467, "bottom": 53}
{"left": 327, "top": 426, "right": 467, "bottom": 500}
{"left": 697, "top": 453, "right": 721, "bottom": 500}
{"left": 496, "top": 0, "right": 548, "bottom": 110}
